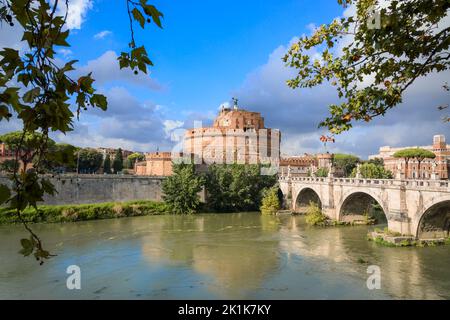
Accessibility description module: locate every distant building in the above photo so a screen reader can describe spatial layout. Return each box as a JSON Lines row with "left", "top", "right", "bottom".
{"left": 280, "top": 154, "right": 317, "bottom": 176}
{"left": 183, "top": 102, "right": 280, "bottom": 165}
{"left": 369, "top": 134, "right": 450, "bottom": 180}
{"left": 0, "top": 142, "right": 32, "bottom": 172}
{"left": 135, "top": 151, "right": 181, "bottom": 176}
{"left": 280, "top": 153, "right": 336, "bottom": 177}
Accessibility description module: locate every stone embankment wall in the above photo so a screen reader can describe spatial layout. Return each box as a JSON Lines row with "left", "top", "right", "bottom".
{"left": 0, "top": 174, "right": 166, "bottom": 205}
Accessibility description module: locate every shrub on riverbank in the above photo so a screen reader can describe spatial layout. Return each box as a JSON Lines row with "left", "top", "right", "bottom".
{"left": 260, "top": 187, "right": 280, "bottom": 215}
{"left": 305, "top": 202, "right": 328, "bottom": 226}
{"left": 0, "top": 200, "right": 169, "bottom": 224}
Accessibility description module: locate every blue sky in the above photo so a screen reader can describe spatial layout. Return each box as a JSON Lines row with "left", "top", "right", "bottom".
{"left": 1, "top": 0, "right": 449, "bottom": 158}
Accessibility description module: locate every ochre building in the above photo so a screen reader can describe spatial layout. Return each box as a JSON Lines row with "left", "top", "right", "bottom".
{"left": 369, "top": 134, "right": 450, "bottom": 180}
{"left": 134, "top": 151, "right": 175, "bottom": 176}
{"left": 183, "top": 104, "right": 281, "bottom": 165}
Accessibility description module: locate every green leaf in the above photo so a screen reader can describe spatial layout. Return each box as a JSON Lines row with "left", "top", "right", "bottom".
{"left": 90, "top": 94, "right": 107, "bottom": 111}
{"left": 0, "top": 184, "right": 11, "bottom": 205}
{"left": 132, "top": 8, "right": 145, "bottom": 28}
{"left": 23, "top": 87, "right": 40, "bottom": 103}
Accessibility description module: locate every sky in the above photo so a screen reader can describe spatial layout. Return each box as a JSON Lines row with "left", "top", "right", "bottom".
{"left": 0, "top": 0, "right": 449, "bottom": 158}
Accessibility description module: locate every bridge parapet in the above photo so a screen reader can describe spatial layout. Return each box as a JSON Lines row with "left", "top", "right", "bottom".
{"left": 279, "top": 175, "right": 450, "bottom": 191}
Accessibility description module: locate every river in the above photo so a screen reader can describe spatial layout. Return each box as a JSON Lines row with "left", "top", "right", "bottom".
{"left": 1, "top": 213, "right": 449, "bottom": 299}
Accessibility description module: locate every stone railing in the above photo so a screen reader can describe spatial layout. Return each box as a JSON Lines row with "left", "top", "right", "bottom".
{"left": 279, "top": 175, "right": 450, "bottom": 191}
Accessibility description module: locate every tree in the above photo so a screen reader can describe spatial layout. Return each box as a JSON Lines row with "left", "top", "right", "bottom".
{"left": 0, "top": 0, "right": 163, "bottom": 263}
{"left": 260, "top": 186, "right": 281, "bottom": 215}
{"left": 316, "top": 167, "right": 329, "bottom": 177}
{"left": 204, "top": 164, "right": 277, "bottom": 212}
{"left": 284, "top": 0, "right": 450, "bottom": 133}
{"left": 368, "top": 157, "right": 384, "bottom": 167}
{"left": 350, "top": 163, "right": 393, "bottom": 179}
{"left": 0, "top": 131, "right": 54, "bottom": 171}
{"left": 333, "top": 153, "right": 360, "bottom": 177}
{"left": 39, "top": 143, "right": 77, "bottom": 173}
{"left": 162, "top": 163, "right": 205, "bottom": 214}
{"left": 77, "top": 148, "right": 103, "bottom": 174}
{"left": 126, "top": 152, "right": 145, "bottom": 169}
{"left": 113, "top": 148, "right": 124, "bottom": 173}
{"left": 0, "top": 159, "right": 19, "bottom": 172}
{"left": 393, "top": 148, "right": 435, "bottom": 179}
{"left": 103, "top": 154, "right": 112, "bottom": 174}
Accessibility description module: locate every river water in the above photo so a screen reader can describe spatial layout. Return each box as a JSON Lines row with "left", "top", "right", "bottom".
{"left": 1, "top": 213, "right": 449, "bottom": 299}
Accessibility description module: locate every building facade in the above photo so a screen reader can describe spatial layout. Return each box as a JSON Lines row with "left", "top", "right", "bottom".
{"left": 134, "top": 152, "right": 176, "bottom": 176}
{"left": 279, "top": 154, "right": 317, "bottom": 176}
{"left": 369, "top": 134, "right": 450, "bottom": 180}
{"left": 183, "top": 104, "right": 281, "bottom": 165}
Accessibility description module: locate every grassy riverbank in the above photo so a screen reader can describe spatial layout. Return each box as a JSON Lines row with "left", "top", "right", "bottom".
{"left": 0, "top": 200, "right": 170, "bottom": 224}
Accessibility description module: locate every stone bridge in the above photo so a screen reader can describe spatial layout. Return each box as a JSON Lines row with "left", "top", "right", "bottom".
{"left": 278, "top": 176, "right": 450, "bottom": 239}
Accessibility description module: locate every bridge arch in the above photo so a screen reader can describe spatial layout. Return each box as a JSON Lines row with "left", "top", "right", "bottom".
{"left": 337, "top": 190, "right": 388, "bottom": 224}
{"left": 416, "top": 196, "right": 450, "bottom": 239}
{"left": 294, "top": 187, "right": 322, "bottom": 213}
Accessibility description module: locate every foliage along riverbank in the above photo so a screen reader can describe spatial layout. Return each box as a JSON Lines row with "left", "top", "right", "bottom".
{"left": 0, "top": 200, "right": 170, "bottom": 224}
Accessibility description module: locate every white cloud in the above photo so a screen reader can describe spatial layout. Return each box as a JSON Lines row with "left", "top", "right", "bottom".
{"left": 59, "top": 48, "right": 73, "bottom": 58}
{"left": 234, "top": 36, "right": 450, "bottom": 159}
{"left": 53, "top": 86, "right": 175, "bottom": 152}
{"left": 56, "top": 0, "right": 93, "bottom": 30}
{"left": 219, "top": 101, "right": 231, "bottom": 110}
{"left": 75, "top": 51, "right": 163, "bottom": 91}
{"left": 94, "top": 30, "right": 112, "bottom": 40}
{"left": 163, "top": 120, "right": 184, "bottom": 138}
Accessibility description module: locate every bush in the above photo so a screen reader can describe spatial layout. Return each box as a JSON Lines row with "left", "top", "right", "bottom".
{"left": 162, "top": 163, "right": 205, "bottom": 214}
{"left": 260, "top": 187, "right": 280, "bottom": 215}
{"left": 0, "top": 200, "right": 169, "bottom": 224}
{"left": 305, "top": 202, "right": 328, "bottom": 226}
{"left": 204, "top": 164, "right": 277, "bottom": 212}
{"left": 315, "top": 168, "right": 328, "bottom": 177}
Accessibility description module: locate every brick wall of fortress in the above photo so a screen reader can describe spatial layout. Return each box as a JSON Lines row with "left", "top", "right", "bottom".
{"left": 0, "top": 174, "right": 165, "bottom": 205}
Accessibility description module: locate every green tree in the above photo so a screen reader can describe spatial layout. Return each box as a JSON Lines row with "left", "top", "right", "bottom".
{"left": 260, "top": 186, "right": 281, "bottom": 215}
{"left": 204, "top": 164, "right": 277, "bottom": 212}
{"left": 103, "top": 154, "right": 112, "bottom": 174}
{"left": 368, "top": 157, "right": 384, "bottom": 167}
{"left": 0, "top": 131, "right": 54, "bottom": 171}
{"left": 113, "top": 148, "right": 124, "bottom": 173}
{"left": 0, "top": 0, "right": 163, "bottom": 263}
{"left": 333, "top": 153, "right": 360, "bottom": 177}
{"left": 0, "top": 159, "right": 19, "bottom": 172}
{"left": 284, "top": 0, "right": 450, "bottom": 133}
{"left": 350, "top": 163, "right": 393, "bottom": 179}
{"left": 126, "top": 152, "right": 145, "bottom": 169}
{"left": 305, "top": 201, "right": 328, "bottom": 226}
{"left": 39, "top": 143, "right": 77, "bottom": 173}
{"left": 162, "top": 163, "right": 205, "bottom": 214}
{"left": 393, "top": 148, "right": 436, "bottom": 179}
{"left": 315, "top": 167, "right": 329, "bottom": 177}
{"left": 77, "top": 148, "right": 103, "bottom": 174}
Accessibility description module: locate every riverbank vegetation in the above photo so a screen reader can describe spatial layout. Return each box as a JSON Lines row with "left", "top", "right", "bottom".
{"left": 204, "top": 164, "right": 277, "bottom": 212}
{"left": 0, "top": 200, "right": 169, "bottom": 224}
{"left": 305, "top": 202, "right": 328, "bottom": 226}
{"left": 260, "top": 187, "right": 281, "bottom": 215}
{"left": 162, "top": 163, "right": 205, "bottom": 214}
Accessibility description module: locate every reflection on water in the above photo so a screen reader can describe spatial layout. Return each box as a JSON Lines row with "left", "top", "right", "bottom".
{"left": 0, "top": 213, "right": 449, "bottom": 299}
